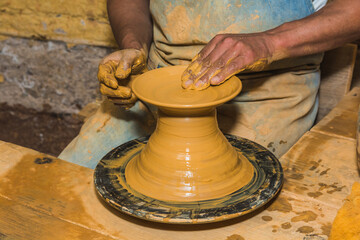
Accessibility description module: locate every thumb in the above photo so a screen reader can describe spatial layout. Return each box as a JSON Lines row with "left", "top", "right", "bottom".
{"left": 115, "top": 60, "right": 132, "bottom": 79}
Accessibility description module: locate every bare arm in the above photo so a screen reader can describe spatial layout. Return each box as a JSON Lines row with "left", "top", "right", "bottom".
{"left": 97, "top": 0, "right": 153, "bottom": 108}
{"left": 270, "top": 0, "right": 360, "bottom": 60}
{"left": 107, "top": 0, "right": 152, "bottom": 50}
{"left": 182, "top": 0, "right": 360, "bottom": 90}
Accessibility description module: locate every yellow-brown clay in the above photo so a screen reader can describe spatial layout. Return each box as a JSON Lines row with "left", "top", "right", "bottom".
{"left": 127, "top": 65, "right": 254, "bottom": 202}
{"left": 329, "top": 182, "right": 360, "bottom": 240}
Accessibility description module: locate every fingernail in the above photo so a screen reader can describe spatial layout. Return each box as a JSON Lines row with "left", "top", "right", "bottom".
{"left": 184, "top": 80, "right": 193, "bottom": 87}
{"left": 210, "top": 76, "right": 220, "bottom": 85}
{"left": 195, "top": 80, "right": 204, "bottom": 88}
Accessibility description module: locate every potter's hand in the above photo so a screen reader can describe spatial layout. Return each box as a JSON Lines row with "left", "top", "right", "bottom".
{"left": 181, "top": 33, "right": 275, "bottom": 90}
{"left": 98, "top": 49, "right": 147, "bottom": 107}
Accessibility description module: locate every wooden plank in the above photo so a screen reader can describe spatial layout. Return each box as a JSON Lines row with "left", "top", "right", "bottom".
{"left": 311, "top": 87, "right": 360, "bottom": 140}
{"left": 316, "top": 43, "right": 357, "bottom": 123}
{"left": 0, "top": 130, "right": 357, "bottom": 240}
{"left": 0, "top": 196, "right": 114, "bottom": 240}
{"left": 281, "top": 131, "right": 358, "bottom": 207}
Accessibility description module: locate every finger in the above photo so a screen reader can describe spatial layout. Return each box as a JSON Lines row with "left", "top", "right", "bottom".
{"left": 181, "top": 35, "right": 226, "bottom": 89}
{"left": 210, "top": 56, "right": 247, "bottom": 86}
{"left": 131, "top": 53, "right": 146, "bottom": 74}
{"left": 192, "top": 46, "right": 238, "bottom": 89}
{"left": 210, "top": 57, "right": 269, "bottom": 86}
{"left": 182, "top": 53, "right": 220, "bottom": 89}
{"left": 115, "top": 61, "right": 132, "bottom": 79}
{"left": 108, "top": 93, "right": 137, "bottom": 105}
{"left": 98, "top": 62, "right": 118, "bottom": 89}
{"left": 246, "top": 58, "right": 268, "bottom": 71}
{"left": 99, "top": 84, "right": 132, "bottom": 98}
{"left": 181, "top": 60, "right": 205, "bottom": 89}
{"left": 115, "top": 50, "right": 146, "bottom": 79}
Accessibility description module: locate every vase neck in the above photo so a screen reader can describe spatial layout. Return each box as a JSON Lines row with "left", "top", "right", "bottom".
{"left": 157, "top": 107, "right": 218, "bottom": 138}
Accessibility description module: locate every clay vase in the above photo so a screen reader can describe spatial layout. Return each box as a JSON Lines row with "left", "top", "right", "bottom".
{"left": 126, "top": 65, "right": 254, "bottom": 202}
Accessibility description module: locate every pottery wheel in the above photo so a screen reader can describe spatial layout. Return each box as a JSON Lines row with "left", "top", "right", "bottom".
{"left": 94, "top": 135, "right": 283, "bottom": 224}
{"left": 94, "top": 65, "right": 283, "bottom": 224}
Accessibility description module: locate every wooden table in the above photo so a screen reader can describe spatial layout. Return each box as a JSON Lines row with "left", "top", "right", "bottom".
{"left": 1, "top": 88, "right": 360, "bottom": 240}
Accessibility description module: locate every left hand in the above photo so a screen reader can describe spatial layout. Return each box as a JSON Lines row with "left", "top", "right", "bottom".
{"left": 181, "top": 33, "right": 277, "bottom": 90}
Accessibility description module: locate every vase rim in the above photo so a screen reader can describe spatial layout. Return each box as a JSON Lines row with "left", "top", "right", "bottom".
{"left": 132, "top": 65, "right": 242, "bottom": 109}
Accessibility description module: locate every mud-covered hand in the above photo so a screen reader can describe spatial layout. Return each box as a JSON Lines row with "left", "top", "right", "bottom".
{"left": 181, "top": 33, "right": 276, "bottom": 90}
{"left": 98, "top": 48, "right": 147, "bottom": 107}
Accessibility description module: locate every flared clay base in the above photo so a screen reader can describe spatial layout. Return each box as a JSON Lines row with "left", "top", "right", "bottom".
{"left": 125, "top": 65, "right": 254, "bottom": 202}
{"left": 94, "top": 135, "right": 283, "bottom": 224}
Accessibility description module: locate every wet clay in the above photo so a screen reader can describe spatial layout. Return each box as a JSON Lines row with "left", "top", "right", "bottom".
{"left": 329, "top": 182, "right": 360, "bottom": 240}
{"left": 126, "top": 65, "right": 254, "bottom": 202}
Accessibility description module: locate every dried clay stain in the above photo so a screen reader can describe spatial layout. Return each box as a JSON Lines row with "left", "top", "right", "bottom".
{"left": 165, "top": 6, "right": 200, "bottom": 42}
{"left": 96, "top": 115, "right": 111, "bottom": 133}
{"left": 0, "top": 154, "right": 103, "bottom": 237}
{"left": 321, "top": 222, "right": 332, "bottom": 236}
{"left": 307, "top": 191, "right": 323, "bottom": 198}
{"left": 291, "top": 211, "right": 318, "bottom": 223}
{"left": 318, "top": 182, "right": 346, "bottom": 194}
{"left": 281, "top": 222, "right": 292, "bottom": 229}
{"left": 261, "top": 215, "right": 272, "bottom": 221}
{"left": 226, "top": 234, "right": 245, "bottom": 240}
{"left": 267, "top": 196, "right": 293, "bottom": 213}
{"left": 272, "top": 225, "right": 279, "bottom": 233}
{"left": 289, "top": 173, "right": 304, "bottom": 180}
{"left": 309, "top": 160, "right": 320, "bottom": 171}
{"left": 319, "top": 168, "right": 331, "bottom": 176}
{"left": 296, "top": 226, "right": 314, "bottom": 234}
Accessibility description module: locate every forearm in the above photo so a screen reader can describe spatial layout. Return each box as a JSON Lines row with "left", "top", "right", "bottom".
{"left": 268, "top": 0, "right": 360, "bottom": 61}
{"left": 107, "top": 0, "right": 152, "bottom": 51}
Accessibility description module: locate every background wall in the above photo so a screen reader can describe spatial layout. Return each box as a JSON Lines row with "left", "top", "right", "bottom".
{"left": 0, "top": 0, "right": 116, "bottom": 114}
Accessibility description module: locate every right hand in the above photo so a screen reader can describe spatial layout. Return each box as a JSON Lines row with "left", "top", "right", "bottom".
{"left": 97, "top": 48, "right": 147, "bottom": 108}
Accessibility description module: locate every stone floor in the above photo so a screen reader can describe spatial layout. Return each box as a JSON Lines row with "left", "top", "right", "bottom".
{"left": 0, "top": 103, "right": 83, "bottom": 156}
{"left": 0, "top": 37, "right": 111, "bottom": 114}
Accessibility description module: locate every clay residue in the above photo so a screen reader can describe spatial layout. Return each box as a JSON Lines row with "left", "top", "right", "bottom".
{"left": 329, "top": 182, "right": 360, "bottom": 240}
{"left": 289, "top": 173, "right": 304, "bottom": 180}
{"left": 283, "top": 178, "right": 308, "bottom": 194}
{"left": 291, "top": 211, "right": 318, "bottom": 223}
{"left": 267, "top": 196, "right": 293, "bottom": 213}
{"left": 309, "top": 160, "right": 320, "bottom": 171}
{"left": 307, "top": 191, "right": 323, "bottom": 198}
{"left": 318, "top": 182, "right": 346, "bottom": 194}
{"left": 164, "top": 6, "right": 200, "bottom": 42}
{"left": 321, "top": 222, "right": 332, "bottom": 236}
{"left": 226, "top": 234, "right": 245, "bottom": 240}
{"left": 0, "top": 154, "right": 95, "bottom": 226}
{"left": 281, "top": 222, "right": 292, "bottom": 229}
{"left": 319, "top": 168, "right": 331, "bottom": 176}
{"left": 261, "top": 216, "right": 273, "bottom": 221}
{"left": 296, "top": 226, "right": 314, "bottom": 234}
{"left": 96, "top": 115, "right": 111, "bottom": 133}
{"left": 272, "top": 225, "right": 279, "bottom": 233}
{"left": 327, "top": 186, "right": 346, "bottom": 194}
